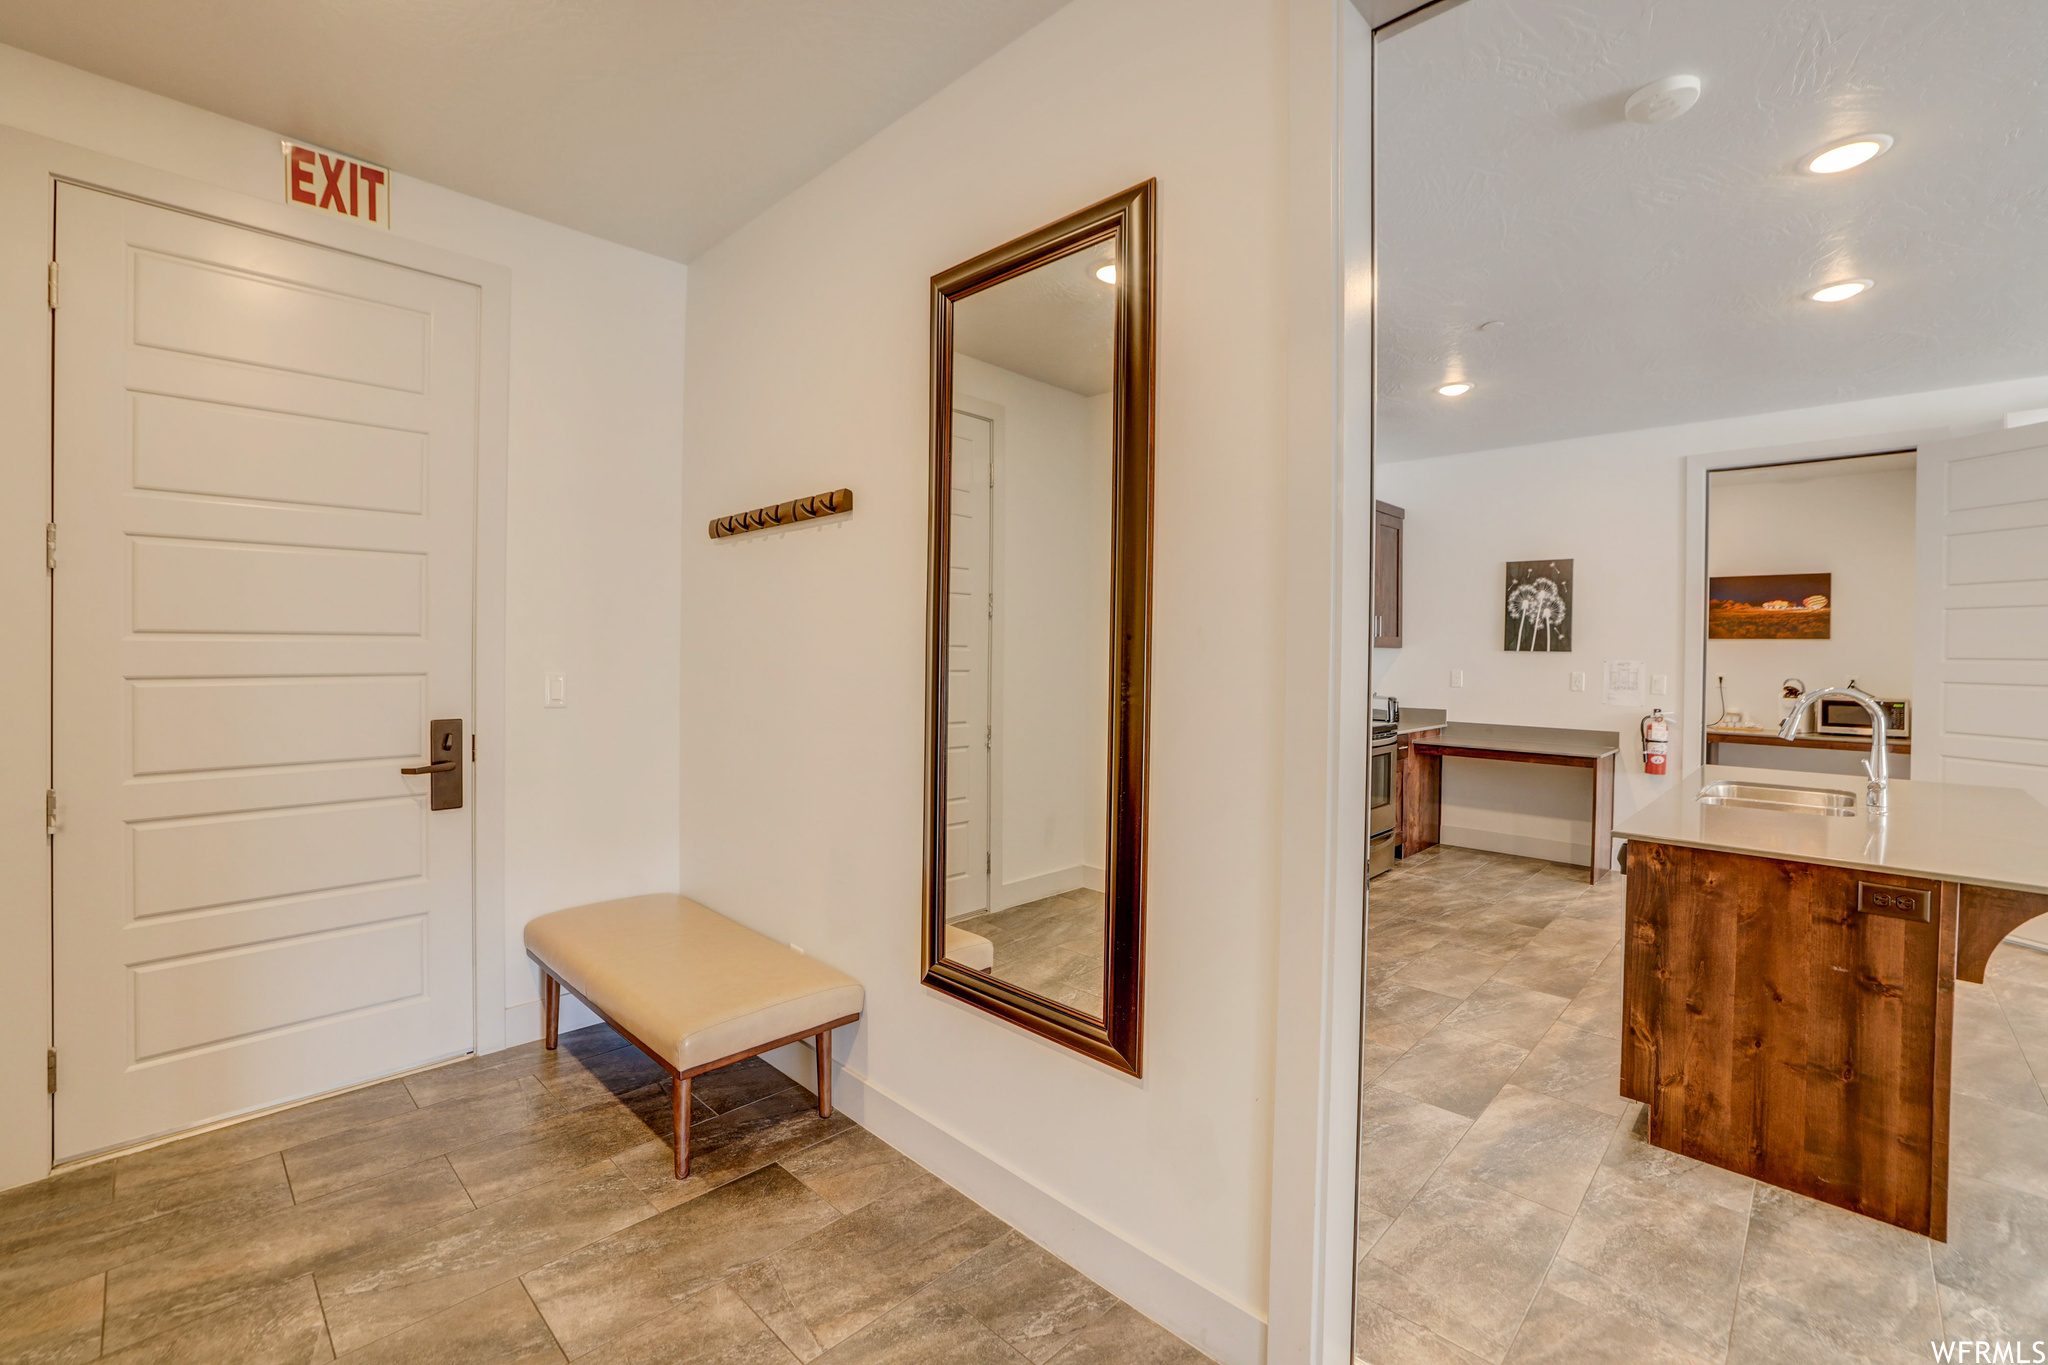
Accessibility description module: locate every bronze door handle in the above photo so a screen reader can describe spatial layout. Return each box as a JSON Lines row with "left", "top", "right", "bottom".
{"left": 400, "top": 760, "right": 458, "bottom": 775}
{"left": 404, "top": 720, "right": 465, "bottom": 809}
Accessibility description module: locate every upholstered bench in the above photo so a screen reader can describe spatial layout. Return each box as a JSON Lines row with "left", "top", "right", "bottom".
{"left": 524, "top": 894, "right": 863, "bottom": 1178}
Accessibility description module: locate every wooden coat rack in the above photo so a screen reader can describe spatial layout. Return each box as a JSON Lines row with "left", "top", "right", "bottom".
{"left": 708, "top": 488, "right": 853, "bottom": 540}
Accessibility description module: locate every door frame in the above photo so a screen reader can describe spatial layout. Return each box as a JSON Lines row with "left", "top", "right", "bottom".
{"left": 950, "top": 395, "right": 1004, "bottom": 914}
{"left": 0, "top": 125, "right": 511, "bottom": 1191}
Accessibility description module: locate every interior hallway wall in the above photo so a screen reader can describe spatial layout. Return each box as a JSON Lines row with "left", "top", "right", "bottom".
{"left": 0, "top": 40, "right": 689, "bottom": 1181}
{"left": 1373, "top": 375, "right": 2048, "bottom": 863}
{"left": 678, "top": 0, "right": 1289, "bottom": 1356}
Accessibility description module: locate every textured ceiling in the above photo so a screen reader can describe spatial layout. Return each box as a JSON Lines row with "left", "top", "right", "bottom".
{"left": 0, "top": 0, "right": 1071, "bottom": 262}
{"left": 955, "top": 241, "right": 1118, "bottom": 397}
{"left": 1375, "top": 0, "right": 2048, "bottom": 459}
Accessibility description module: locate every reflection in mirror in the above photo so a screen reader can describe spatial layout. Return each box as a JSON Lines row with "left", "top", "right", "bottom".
{"left": 939, "top": 235, "right": 1118, "bottom": 1022}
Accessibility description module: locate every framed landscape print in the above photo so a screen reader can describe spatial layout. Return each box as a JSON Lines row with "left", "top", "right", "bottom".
{"left": 1708, "top": 573, "right": 1831, "bottom": 640}
{"left": 1504, "top": 559, "right": 1573, "bottom": 652}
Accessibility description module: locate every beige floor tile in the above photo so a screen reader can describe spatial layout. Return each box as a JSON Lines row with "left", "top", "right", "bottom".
{"left": 1504, "top": 1259, "right": 1715, "bottom": 1365}
{"left": 579, "top": 1281, "right": 801, "bottom": 1365}
{"left": 1507, "top": 1022, "right": 1628, "bottom": 1117}
{"left": 1035, "top": 1302, "right": 1207, "bottom": 1365}
{"left": 1952, "top": 986, "right": 2048, "bottom": 1115}
{"left": 808, "top": 1284, "right": 1024, "bottom": 1364}
{"left": 1553, "top": 947, "right": 1624, "bottom": 1041}
{"left": 931, "top": 1230, "right": 1118, "bottom": 1363}
{"left": 316, "top": 1159, "right": 655, "bottom": 1354}
{"left": 1356, "top": 1085, "right": 1474, "bottom": 1219}
{"left": 0, "top": 1272, "right": 103, "bottom": 1365}
{"left": 1376, "top": 1026, "right": 1528, "bottom": 1120}
{"left": 113, "top": 1081, "right": 417, "bottom": 1200}
{"left": 1489, "top": 941, "right": 1610, "bottom": 1001}
{"left": 1438, "top": 1084, "right": 1618, "bottom": 1214}
{"left": 544, "top": 1046, "right": 678, "bottom": 1105}
{"left": 1441, "top": 982, "right": 1572, "bottom": 1049}
{"left": 333, "top": 1279, "right": 565, "bottom": 1363}
{"left": 446, "top": 1083, "right": 670, "bottom": 1206}
{"left": 693, "top": 1058, "right": 804, "bottom": 1116}
{"left": 1393, "top": 943, "right": 1514, "bottom": 1001}
{"left": 282, "top": 1080, "right": 567, "bottom": 1203}
{"left": 779, "top": 1129, "right": 923, "bottom": 1216}
{"left": 0, "top": 1167, "right": 113, "bottom": 1237}
{"left": 726, "top": 1259, "right": 826, "bottom": 1361}
{"left": 732, "top": 1172, "right": 1007, "bottom": 1352}
{"left": 612, "top": 1089, "right": 853, "bottom": 1211}
{"left": 1930, "top": 1172, "right": 2048, "bottom": 1338}
{"left": 523, "top": 1163, "right": 840, "bottom": 1359}
{"left": 1951, "top": 1091, "right": 2048, "bottom": 1200}
{"left": 0, "top": 1160, "right": 295, "bottom": 1313}
{"left": 102, "top": 1157, "right": 473, "bottom": 1351}
{"left": 1730, "top": 1185, "right": 1941, "bottom": 1365}
{"left": 1552, "top": 1167, "right": 1746, "bottom": 1354}
{"left": 1599, "top": 1108, "right": 1754, "bottom": 1215}
{"left": 1353, "top": 1293, "right": 1490, "bottom": 1365}
{"left": 99, "top": 1273, "right": 330, "bottom": 1365}
{"left": 1357, "top": 1172, "right": 1572, "bottom": 1362}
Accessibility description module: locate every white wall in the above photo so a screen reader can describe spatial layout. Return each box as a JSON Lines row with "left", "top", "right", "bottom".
{"left": 678, "top": 0, "right": 1291, "bottom": 1356}
{"left": 956, "top": 356, "right": 1112, "bottom": 906}
{"left": 0, "top": 41, "right": 688, "bottom": 1187}
{"left": 1705, "top": 460, "right": 1916, "bottom": 727}
{"left": 1375, "top": 376, "right": 2048, "bottom": 862}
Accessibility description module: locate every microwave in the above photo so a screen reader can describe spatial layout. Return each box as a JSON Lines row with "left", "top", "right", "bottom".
{"left": 1813, "top": 696, "right": 1909, "bottom": 739}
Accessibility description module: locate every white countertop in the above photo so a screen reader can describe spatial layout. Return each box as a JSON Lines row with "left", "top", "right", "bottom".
{"left": 1612, "top": 765, "right": 2048, "bottom": 896}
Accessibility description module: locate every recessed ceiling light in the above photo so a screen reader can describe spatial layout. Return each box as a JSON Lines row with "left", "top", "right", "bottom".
{"left": 1809, "top": 279, "right": 1873, "bottom": 303}
{"left": 1805, "top": 134, "right": 1893, "bottom": 174}
{"left": 1095, "top": 263, "right": 1117, "bottom": 284}
{"left": 1438, "top": 382, "right": 1473, "bottom": 397}
{"left": 1624, "top": 75, "right": 1702, "bottom": 125}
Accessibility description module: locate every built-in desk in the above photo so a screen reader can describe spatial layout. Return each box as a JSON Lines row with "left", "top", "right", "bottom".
{"left": 1405, "top": 723, "right": 1621, "bottom": 884}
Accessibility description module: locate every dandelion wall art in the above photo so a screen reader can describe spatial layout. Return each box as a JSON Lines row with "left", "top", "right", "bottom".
{"left": 1503, "top": 559, "right": 1573, "bottom": 652}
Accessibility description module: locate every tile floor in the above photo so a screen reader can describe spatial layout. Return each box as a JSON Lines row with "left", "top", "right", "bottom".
{"left": 950, "top": 890, "right": 1106, "bottom": 1017}
{"left": 0, "top": 1024, "right": 1213, "bottom": 1363}
{"left": 1355, "top": 843, "right": 2048, "bottom": 1365}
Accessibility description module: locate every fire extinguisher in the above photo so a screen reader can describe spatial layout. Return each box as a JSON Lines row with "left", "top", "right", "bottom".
{"left": 1641, "top": 709, "right": 1670, "bottom": 776}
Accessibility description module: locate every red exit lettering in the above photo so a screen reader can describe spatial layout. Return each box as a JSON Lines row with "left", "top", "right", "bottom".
{"left": 281, "top": 140, "right": 390, "bottom": 229}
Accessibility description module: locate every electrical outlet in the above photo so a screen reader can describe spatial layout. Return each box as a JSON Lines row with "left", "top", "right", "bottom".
{"left": 1651, "top": 674, "right": 1669, "bottom": 696}
{"left": 1570, "top": 671, "right": 1586, "bottom": 692}
{"left": 1449, "top": 669, "right": 1465, "bottom": 688}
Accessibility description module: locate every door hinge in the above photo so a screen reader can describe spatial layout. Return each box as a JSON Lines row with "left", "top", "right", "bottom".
{"left": 45, "top": 789, "right": 58, "bottom": 835}
{"left": 45, "top": 523, "right": 56, "bottom": 574}
{"left": 986, "top": 851, "right": 991, "bottom": 874}
{"left": 985, "top": 724, "right": 991, "bottom": 748}
{"left": 471, "top": 733, "right": 477, "bottom": 762}
{"left": 46, "top": 1049, "right": 56, "bottom": 1094}
{"left": 986, "top": 593, "right": 993, "bottom": 619}
{"left": 47, "top": 261, "right": 58, "bottom": 309}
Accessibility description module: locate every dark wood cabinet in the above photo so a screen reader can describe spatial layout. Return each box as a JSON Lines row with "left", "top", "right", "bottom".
{"left": 1373, "top": 501, "right": 1404, "bottom": 648}
{"left": 1396, "top": 727, "right": 1440, "bottom": 857}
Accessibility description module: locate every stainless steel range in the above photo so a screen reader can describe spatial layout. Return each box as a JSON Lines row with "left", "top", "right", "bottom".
{"left": 1370, "top": 695, "right": 1399, "bottom": 878}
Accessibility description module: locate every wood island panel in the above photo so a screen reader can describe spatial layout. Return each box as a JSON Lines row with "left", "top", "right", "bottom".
{"left": 1398, "top": 727, "right": 1441, "bottom": 856}
{"left": 1622, "top": 840, "right": 1955, "bottom": 1238}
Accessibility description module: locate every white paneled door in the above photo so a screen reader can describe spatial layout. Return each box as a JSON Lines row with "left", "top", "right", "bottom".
{"left": 52, "top": 184, "right": 480, "bottom": 1161}
{"left": 1914, "top": 426, "right": 2048, "bottom": 947}
{"left": 945, "top": 411, "right": 993, "bottom": 918}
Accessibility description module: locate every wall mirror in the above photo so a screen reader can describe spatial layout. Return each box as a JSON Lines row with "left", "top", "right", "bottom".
{"left": 922, "top": 181, "right": 1154, "bottom": 1074}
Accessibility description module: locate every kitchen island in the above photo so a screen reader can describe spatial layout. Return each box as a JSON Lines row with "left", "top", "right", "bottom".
{"left": 1612, "top": 765, "right": 2048, "bottom": 1238}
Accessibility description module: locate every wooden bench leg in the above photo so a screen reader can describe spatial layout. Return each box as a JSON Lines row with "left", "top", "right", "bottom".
{"left": 543, "top": 972, "right": 560, "bottom": 1050}
{"left": 673, "top": 1074, "right": 691, "bottom": 1180}
{"left": 815, "top": 1028, "right": 832, "bottom": 1119}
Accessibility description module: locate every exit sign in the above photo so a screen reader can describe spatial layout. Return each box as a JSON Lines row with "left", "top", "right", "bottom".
{"left": 281, "top": 140, "right": 390, "bottom": 229}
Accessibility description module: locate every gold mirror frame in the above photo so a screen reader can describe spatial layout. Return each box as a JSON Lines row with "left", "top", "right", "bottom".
{"left": 921, "top": 181, "right": 1155, "bottom": 1074}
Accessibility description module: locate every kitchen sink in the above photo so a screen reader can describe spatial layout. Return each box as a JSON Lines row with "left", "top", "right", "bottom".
{"left": 1697, "top": 780, "right": 1857, "bottom": 816}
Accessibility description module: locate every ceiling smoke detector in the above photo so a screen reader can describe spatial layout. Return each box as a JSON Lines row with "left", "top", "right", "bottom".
{"left": 1625, "top": 75, "right": 1702, "bottom": 125}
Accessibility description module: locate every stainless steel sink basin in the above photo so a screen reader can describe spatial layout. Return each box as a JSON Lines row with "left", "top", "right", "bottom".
{"left": 1697, "top": 780, "right": 1857, "bottom": 815}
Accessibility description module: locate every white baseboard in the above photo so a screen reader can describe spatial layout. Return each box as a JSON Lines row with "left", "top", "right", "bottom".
{"left": 1436, "top": 825, "right": 1620, "bottom": 871}
{"left": 992, "top": 863, "right": 1106, "bottom": 911}
{"left": 501, "top": 995, "right": 600, "bottom": 1050}
{"left": 759, "top": 1040, "right": 1266, "bottom": 1365}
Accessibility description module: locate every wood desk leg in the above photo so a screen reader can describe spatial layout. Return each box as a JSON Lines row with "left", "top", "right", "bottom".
{"left": 1589, "top": 753, "right": 1615, "bottom": 885}
{"left": 816, "top": 1028, "right": 833, "bottom": 1118}
{"left": 673, "top": 1074, "right": 691, "bottom": 1180}
{"left": 543, "top": 972, "right": 560, "bottom": 1050}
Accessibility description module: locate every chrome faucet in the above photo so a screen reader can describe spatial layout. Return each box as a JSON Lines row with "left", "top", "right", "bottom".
{"left": 1779, "top": 684, "right": 1889, "bottom": 813}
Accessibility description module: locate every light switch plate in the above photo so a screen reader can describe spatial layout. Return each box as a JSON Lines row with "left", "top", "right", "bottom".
{"left": 1449, "top": 669, "right": 1465, "bottom": 688}
{"left": 1570, "top": 671, "right": 1587, "bottom": 692}
{"left": 543, "top": 672, "right": 567, "bottom": 708}
{"left": 1651, "top": 674, "right": 1669, "bottom": 695}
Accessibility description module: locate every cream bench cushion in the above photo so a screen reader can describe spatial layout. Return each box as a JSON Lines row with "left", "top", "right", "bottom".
{"left": 523, "top": 894, "right": 863, "bottom": 1073}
